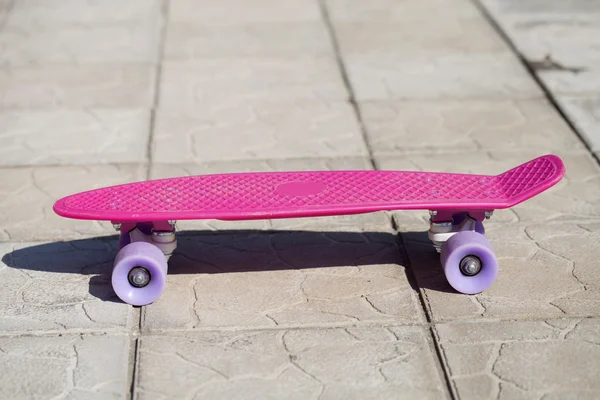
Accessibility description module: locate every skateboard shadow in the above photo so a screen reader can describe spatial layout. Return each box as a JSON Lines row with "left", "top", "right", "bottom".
{"left": 2, "top": 229, "right": 456, "bottom": 303}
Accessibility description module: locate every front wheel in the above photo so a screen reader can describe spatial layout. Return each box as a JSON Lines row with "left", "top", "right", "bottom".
{"left": 441, "top": 231, "right": 498, "bottom": 294}
{"left": 112, "top": 241, "right": 168, "bottom": 306}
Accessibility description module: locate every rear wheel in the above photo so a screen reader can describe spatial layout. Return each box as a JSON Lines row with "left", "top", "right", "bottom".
{"left": 112, "top": 242, "right": 168, "bottom": 306}
{"left": 441, "top": 231, "right": 498, "bottom": 294}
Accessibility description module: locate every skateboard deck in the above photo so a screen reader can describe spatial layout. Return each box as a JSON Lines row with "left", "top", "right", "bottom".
{"left": 53, "top": 155, "right": 565, "bottom": 222}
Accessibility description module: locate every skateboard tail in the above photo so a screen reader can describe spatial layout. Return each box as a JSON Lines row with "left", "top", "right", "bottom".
{"left": 494, "top": 154, "right": 565, "bottom": 208}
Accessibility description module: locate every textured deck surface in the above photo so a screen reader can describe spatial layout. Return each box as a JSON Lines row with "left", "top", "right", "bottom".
{"left": 53, "top": 155, "right": 564, "bottom": 221}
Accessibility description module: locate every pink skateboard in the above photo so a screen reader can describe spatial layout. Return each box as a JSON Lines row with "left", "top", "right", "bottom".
{"left": 54, "top": 154, "right": 565, "bottom": 306}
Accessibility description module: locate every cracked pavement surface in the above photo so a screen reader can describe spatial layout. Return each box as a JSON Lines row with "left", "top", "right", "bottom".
{"left": 1, "top": 0, "right": 599, "bottom": 399}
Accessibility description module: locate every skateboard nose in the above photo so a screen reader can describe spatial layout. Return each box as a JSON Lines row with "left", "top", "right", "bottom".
{"left": 128, "top": 267, "right": 151, "bottom": 288}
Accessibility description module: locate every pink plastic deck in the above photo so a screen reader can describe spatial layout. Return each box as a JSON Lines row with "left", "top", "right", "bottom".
{"left": 53, "top": 155, "right": 565, "bottom": 222}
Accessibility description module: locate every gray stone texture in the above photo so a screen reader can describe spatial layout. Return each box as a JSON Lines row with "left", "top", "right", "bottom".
{"left": 0, "top": 334, "right": 131, "bottom": 399}
{"left": 436, "top": 318, "right": 600, "bottom": 399}
{"left": 136, "top": 327, "right": 446, "bottom": 399}
{"left": 152, "top": 102, "right": 367, "bottom": 162}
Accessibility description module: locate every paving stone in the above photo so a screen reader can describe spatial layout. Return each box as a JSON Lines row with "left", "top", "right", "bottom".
{"left": 0, "top": 65, "right": 155, "bottom": 109}
{"left": 0, "top": 334, "right": 130, "bottom": 399}
{"left": 164, "top": 22, "right": 332, "bottom": 59}
{"left": 379, "top": 151, "right": 600, "bottom": 224}
{"left": 0, "top": 164, "right": 145, "bottom": 242}
{"left": 0, "top": 242, "right": 135, "bottom": 332}
{"left": 346, "top": 53, "right": 543, "bottom": 101}
{"left": 334, "top": 20, "right": 507, "bottom": 56}
{"left": 159, "top": 58, "right": 347, "bottom": 108}
{"left": 152, "top": 102, "right": 366, "bottom": 162}
{"left": 169, "top": 0, "right": 322, "bottom": 24}
{"left": 0, "top": 0, "right": 10, "bottom": 24}
{"left": 150, "top": 157, "right": 373, "bottom": 179}
{"left": 555, "top": 95, "right": 600, "bottom": 152}
{"left": 0, "top": 109, "right": 150, "bottom": 166}
{"left": 142, "top": 224, "right": 422, "bottom": 330}
{"left": 481, "top": 12, "right": 600, "bottom": 66}
{"left": 436, "top": 318, "right": 600, "bottom": 399}
{"left": 0, "top": 22, "right": 161, "bottom": 66}
{"left": 7, "top": 0, "right": 163, "bottom": 26}
{"left": 136, "top": 326, "right": 445, "bottom": 399}
{"left": 538, "top": 68, "right": 600, "bottom": 95}
{"left": 523, "top": 222, "right": 600, "bottom": 315}
{"left": 361, "top": 99, "right": 582, "bottom": 155}
{"left": 326, "top": 0, "right": 482, "bottom": 22}
{"left": 481, "top": 0, "right": 600, "bottom": 17}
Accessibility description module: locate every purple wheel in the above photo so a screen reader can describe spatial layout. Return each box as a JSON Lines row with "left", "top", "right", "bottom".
{"left": 112, "top": 242, "right": 168, "bottom": 306}
{"left": 441, "top": 231, "right": 497, "bottom": 294}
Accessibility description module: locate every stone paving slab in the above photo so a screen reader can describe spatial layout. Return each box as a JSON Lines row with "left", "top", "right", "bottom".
{"left": 158, "top": 58, "right": 347, "bottom": 108}
{"left": 326, "top": 0, "right": 483, "bottom": 22}
{"left": 142, "top": 215, "right": 422, "bottom": 331}
{"left": 0, "top": 0, "right": 10, "bottom": 22}
{"left": 6, "top": 0, "right": 163, "bottom": 27}
{"left": 0, "top": 241, "right": 135, "bottom": 333}
{"left": 554, "top": 96, "right": 600, "bottom": 156}
{"left": 0, "top": 333, "right": 131, "bottom": 399}
{"left": 361, "top": 99, "right": 582, "bottom": 155}
{"left": 150, "top": 157, "right": 373, "bottom": 179}
{"left": 0, "top": 65, "right": 156, "bottom": 109}
{"left": 136, "top": 326, "right": 446, "bottom": 399}
{"left": 168, "top": 0, "right": 322, "bottom": 24}
{"left": 331, "top": 1, "right": 540, "bottom": 102}
{"left": 333, "top": 19, "right": 506, "bottom": 56}
{"left": 478, "top": 6, "right": 600, "bottom": 67}
{"left": 537, "top": 69, "right": 600, "bottom": 95}
{"left": 0, "top": 22, "right": 161, "bottom": 66}
{"left": 346, "top": 53, "right": 543, "bottom": 101}
{"left": 164, "top": 22, "right": 333, "bottom": 59}
{"left": 436, "top": 318, "right": 600, "bottom": 399}
{"left": 0, "top": 164, "right": 145, "bottom": 242}
{"left": 153, "top": 102, "right": 366, "bottom": 162}
{"left": 480, "top": 0, "right": 600, "bottom": 15}
{"left": 0, "top": 109, "right": 150, "bottom": 166}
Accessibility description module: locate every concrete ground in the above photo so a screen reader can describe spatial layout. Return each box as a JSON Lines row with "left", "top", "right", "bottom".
{"left": 1, "top": 0, "right": 599, "bottom": 399}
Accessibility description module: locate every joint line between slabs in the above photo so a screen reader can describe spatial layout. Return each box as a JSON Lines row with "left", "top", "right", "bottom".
{"left": 146, "top": 0, "right": 171, "bottom": 180}
{"left": 395, "top": 219, "right": 457, "bottom": 399}
{"left": 317, "top": 0, "right": 378, "bottom": 170}
{"left": 131, "top": 2, "right": 171, "bottom": 397}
